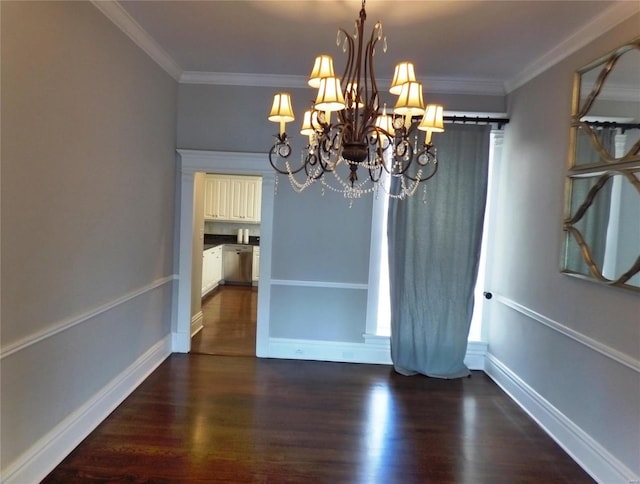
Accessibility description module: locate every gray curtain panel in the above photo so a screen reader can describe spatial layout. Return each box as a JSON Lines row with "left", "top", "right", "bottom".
{"left": 387, "top": 123, "right": 491, "bottom": 379}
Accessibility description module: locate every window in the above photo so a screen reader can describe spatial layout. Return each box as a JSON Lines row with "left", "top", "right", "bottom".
{"left": 366, "top": 129, "right": 504, "bottom": 342}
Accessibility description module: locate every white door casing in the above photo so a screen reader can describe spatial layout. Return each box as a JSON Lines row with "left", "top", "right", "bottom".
{"left": 174, "top": 150, "right": 274, "bottom": 355}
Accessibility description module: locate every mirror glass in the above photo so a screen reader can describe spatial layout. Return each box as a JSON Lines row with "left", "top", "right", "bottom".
{"left": 564, "top": 171, "right": 640, "bottom": 286}
{"left": 563, "top": 38, "right": 640, "bottom": 290}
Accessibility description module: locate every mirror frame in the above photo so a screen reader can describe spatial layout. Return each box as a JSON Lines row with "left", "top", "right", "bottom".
{"left": 562, "top": 37, "right": 640, "bottom": 291}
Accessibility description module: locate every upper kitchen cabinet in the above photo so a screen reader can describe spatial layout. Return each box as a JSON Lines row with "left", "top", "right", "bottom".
{"left": 204, "top": 174, "right": 262, "bottom": 223}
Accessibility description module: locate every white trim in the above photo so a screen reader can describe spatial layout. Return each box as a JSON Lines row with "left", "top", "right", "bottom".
{"left": 266, "top": 337, "right": 487, "bottom": 370}
{"left": 270, "top": 279, "right": 368, "bottom": 290}
{"left": 0, "top": 275, "right": 176, "bottom": 359}
{"left": 268, "top": 337, "right": 392, "bottom": 365}
{"left": 179, "top": 71, "right": 505, "bottom": 96}
{"left": 190, "top": 311, "right": 203, "bottom": 337}
{"left": 465, "top": 341, "right": 489, "bottom": 371}
{"left": 485, "top": 353, "right": 639, "bottom": 484}
{"left": 180, "top": 71, "right": 308, "bottom": 88}
{"left": 2, "top": 335, "right": 172, "bottom": 484}
{"left": 492, "top": 293, "right": 640, "bottom": 373}
{"left": 90, "top": 0, "right": 182, "bottom": 81}
{"left": 177, "top": 150, "right": 271, "bottom": 175}
{"left": 505, "top": 1, "right": 640, "bottom": 93}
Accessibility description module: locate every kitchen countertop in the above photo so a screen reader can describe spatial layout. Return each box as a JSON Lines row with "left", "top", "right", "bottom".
{"left": 203, "top": 234, "right": 259, "bottom": 251}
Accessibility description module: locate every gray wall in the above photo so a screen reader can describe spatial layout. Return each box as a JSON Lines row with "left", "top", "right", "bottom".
{"left": 486, "top": 14, "right": 640, "bottom": 476}
{"left": 1, "top": 0, "right": 177, "bottom": 473}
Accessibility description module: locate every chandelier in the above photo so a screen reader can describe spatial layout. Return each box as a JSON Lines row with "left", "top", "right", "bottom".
{"left": 267, "top": 0, "right": 445, "bottom": 201}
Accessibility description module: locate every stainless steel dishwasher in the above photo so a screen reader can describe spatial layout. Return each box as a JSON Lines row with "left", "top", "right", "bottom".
{"left": 222, "top": 244, "right": 253, "bottom": 285}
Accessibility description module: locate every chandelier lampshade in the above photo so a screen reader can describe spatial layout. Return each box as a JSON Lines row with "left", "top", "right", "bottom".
{"left": 267, "top": 0, "right": 445, "bottom": 201}
{"left": 419, "top": 104, "right": 445, "bottom": 132}
{"left": 418, "top": 104, "right": 445, "bottom": 144}
{"left": 300, "top": 110, "right": 317, "bottom": 136}
{"left": 308, "top": 55, "right": 336, "bottom": 89}
{"left": 374, "top": 104, "right": 395, "bottom": 138}
{"left": 390, "top": 62, "right": 417, "bottom": 95}
{"left": 394, "top": 81, "right": 425, "bottom": 117}
{"left": 268, "top": 92, "right": 295, "bottom": 135}
{"left": 314, "top": 77, "right": 346, "bottom": 112}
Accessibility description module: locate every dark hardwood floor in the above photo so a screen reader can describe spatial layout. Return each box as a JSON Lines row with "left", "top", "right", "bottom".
{"left": 191, "top": 285, "right": 257, "bottom": 356}
{"left": 43, "top": 285, "right": 593, "bottom": 482}
{"left": 43, "top": 354, "right": 593, "bottom": 483}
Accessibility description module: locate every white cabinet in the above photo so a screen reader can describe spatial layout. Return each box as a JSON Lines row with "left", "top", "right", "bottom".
{"left": 204, "top": 174, "right": 261, "bottom": 223}
{"left": 212, "top": 246, "right": 222, "bottom": 286}
{"left": 204, "top": 176, "right": 231, "bottom": 220}
{"left": 252, "top": 246, "right": 260, "bottom": 283}
{"left": 202, "top": 245, "right": 223, "bottom": 297}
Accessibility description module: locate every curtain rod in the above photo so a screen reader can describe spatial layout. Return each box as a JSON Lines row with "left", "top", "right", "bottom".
{"left": 581, "top": 120, "right": 640, "bottom": 134}
{"left": 444, "top": 116, "right": 510, "bottom": 129}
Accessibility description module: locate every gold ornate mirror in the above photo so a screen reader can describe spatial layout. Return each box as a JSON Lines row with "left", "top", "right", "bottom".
{"left": 562, "top": 37, "right": 640, "bottom": 290}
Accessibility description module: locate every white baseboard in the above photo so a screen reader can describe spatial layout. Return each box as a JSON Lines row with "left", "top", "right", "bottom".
{"left": 484, "top": 353, "right": 638, "bottom": 484}
{"left": 2, "top": 335, "right": 172, "bottom": 484}
{"left": 267, "top": 337, "right": 392, "bottom": 365}
{"left": 266, "top": 337, "right": 487, "bottom": 370}
{"left": 190, "top": 311, "right": 203, "bottom": 337}
{"left": 464, "top": 341, "right": 488, "bottom": 370}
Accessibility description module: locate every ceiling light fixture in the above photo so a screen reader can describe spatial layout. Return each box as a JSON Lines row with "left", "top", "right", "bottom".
{"left": 268, "top": 0, "right": 445, "bottom": 201}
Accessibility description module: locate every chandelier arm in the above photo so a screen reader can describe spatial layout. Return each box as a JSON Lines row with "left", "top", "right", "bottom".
{"left": 317, "top": 128, "right": 344, "bottom": 173}
{"left": 360, "top": 24, "right": 382, "bottom": 141}
{"left": 404, "top": 161, "right": 439, "bottom": 183}
{"left": 338, "top": 28, "right": 356, "bottom": 128}
{"left": 269, "top": 139, "right": 309, "bottom": 175}
{"left": 349, "top": 8, "right": 367, "bottom": 141}
{"left": 402, "top": 148, "right": 439, "bottom": 182}
{"left": 304, "top": 153, "right": 329, "bottom": 181}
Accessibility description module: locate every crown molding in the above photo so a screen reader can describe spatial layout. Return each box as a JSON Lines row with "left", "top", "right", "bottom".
{"left": 179, "top": 71, "right": 505, "bottom": 96}
{"left": 91, "top": 0, "right": 183, "bottom": 81}
{"left": 179, "top": 71, "right": 309, "bottom": 88}
{"left": 505, "top": 1, "right": 640, "bottom": 93}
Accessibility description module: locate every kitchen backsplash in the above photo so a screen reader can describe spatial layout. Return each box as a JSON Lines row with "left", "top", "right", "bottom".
{"left": 204, "top": 221, "right": 260, "bottom": 237}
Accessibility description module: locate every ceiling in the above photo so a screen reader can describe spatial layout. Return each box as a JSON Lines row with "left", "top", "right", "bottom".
{"left": 112, "top": 0, "right": 637, "bottom": 94}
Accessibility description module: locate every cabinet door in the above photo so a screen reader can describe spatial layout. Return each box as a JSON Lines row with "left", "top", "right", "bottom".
{"left": 228, "top": 177, "right": 246, "bottom": 221}
{"left": 244, "top": 178, "right": 262, "bottom": 223}
{"left": 204, "top": 175, "right": 231, "bottom": 220}
{"left": 202, "top": 249, "right": 215, "bottom": 296}
{"left": 212, "top": 246, "right": 223, "bottom": 286}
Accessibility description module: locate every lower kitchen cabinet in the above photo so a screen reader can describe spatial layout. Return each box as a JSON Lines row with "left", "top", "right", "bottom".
{"left": 202, "top": 245, "right": 222, "bottom": 297}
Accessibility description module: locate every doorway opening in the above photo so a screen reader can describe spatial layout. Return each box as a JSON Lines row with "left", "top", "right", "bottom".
{"left": 190, "top": 171, "right": 262, "bottom": 356}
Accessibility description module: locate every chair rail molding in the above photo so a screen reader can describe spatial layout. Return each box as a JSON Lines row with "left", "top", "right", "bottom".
{"left": 492, "top": 292, "right": 639, "bottom": 373}
{"left": 0, "top": 275, "right": 176, "bottom": 359}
